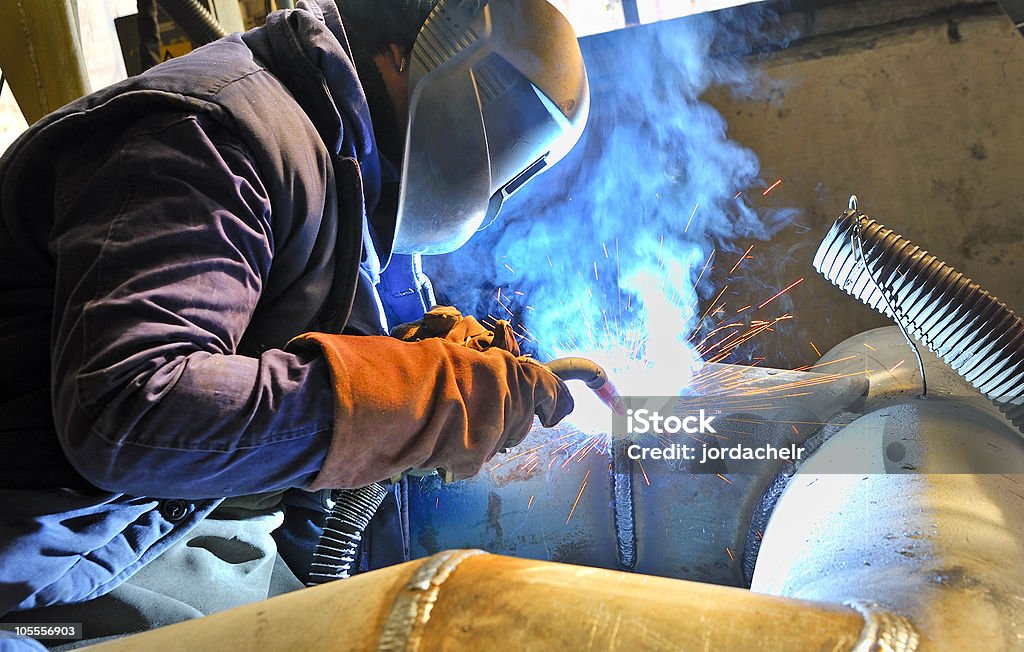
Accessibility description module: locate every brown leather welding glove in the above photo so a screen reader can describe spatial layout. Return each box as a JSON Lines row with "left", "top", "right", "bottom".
{"left": 287, "top": 334, "right": 572, "bottom": 489}
{"left": 391, "top": 305, "right": 521, "bottom": 355}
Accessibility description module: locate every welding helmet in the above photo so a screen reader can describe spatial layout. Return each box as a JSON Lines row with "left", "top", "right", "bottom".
{"left": 393, "top": 0, "right": 590, "bottom": 254}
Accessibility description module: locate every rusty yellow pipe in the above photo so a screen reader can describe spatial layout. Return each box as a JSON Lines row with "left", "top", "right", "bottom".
{"left": 85, "top": 550, "right": 879, "bottom": 651}
{"left": 0, "top": 0, "right": 91, "bottom": 124}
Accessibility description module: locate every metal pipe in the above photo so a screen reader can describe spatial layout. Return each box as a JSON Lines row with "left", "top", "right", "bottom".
{"left": 87, "top": 550, "right": 882, "bottom": 651}
{"left": 814, "top": 202, "right": 1024, "bottom": 434}
{"left": 0, "top": 0, "right": 91, "bottom": 123}
{"left": 758, "top": 239, "right": 1024, "bottom": 649}
{"left": 751, "top": 373, "right": 1024, "bottom": 648}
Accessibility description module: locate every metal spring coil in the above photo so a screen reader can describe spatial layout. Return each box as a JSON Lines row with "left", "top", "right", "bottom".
{"left": 813, "top": 209, "right": 1024, "bottom": 433}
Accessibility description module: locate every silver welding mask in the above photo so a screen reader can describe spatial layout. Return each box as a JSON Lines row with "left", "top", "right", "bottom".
{"left": 393, "top": 0, "right": 589, "bottom": 255}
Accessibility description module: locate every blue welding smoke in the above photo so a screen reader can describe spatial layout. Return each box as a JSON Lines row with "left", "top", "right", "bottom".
{"left": 426, "top": 10, "right": 793, "bottom": 430}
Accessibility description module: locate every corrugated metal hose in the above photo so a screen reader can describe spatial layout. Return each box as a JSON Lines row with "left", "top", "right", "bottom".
{"left": 307, "top": 483, "right": 390, "bottom": 585}
{"left": 157, "top": 0, "right": 227, "bottom": 47}
{"left": 813, "top": 196, "right": 1024, "bottom": 433}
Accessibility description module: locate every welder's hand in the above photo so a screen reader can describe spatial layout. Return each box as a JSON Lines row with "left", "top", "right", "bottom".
{"left": 391, "top": 305, "right": 520, "bottom": 355}
{"left": 287, "top": 334, "right": 573, "bottom": 489}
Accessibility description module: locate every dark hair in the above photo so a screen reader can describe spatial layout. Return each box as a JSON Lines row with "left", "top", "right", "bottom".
{"left": 334, "top": 0, "right": 438, "bottom": 164}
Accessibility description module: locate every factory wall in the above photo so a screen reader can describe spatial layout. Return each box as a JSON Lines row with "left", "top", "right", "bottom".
{"left": 705, "top": 2, "right": 1024, "bottom": 363}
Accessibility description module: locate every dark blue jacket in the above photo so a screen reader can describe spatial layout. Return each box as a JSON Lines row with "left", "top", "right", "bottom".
{"left": 0, "top": 0, "right": 421, "bottom": 613}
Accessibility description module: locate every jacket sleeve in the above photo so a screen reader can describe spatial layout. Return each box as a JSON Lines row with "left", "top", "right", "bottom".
{"left": 49, "top": 113, "right": 336, "bottom": 499}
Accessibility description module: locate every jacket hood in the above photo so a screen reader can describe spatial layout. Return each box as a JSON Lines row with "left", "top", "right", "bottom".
{"left": 243, "top": 0, "right": 397, "bottom": 264}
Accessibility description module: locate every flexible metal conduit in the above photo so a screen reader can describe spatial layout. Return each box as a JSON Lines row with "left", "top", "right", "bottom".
{"left": 307, "top": 483, "right": 389, "bottom": 585}
{"left": 813, "top": 205, "right": 1024, "bottom": 433}
{"left": 157, "top": 0, "right": 227, "bottom": 47}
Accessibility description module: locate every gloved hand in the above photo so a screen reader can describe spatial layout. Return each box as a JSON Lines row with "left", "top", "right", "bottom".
{"left": 391, "top": 305, "right": 520, "bottom": 355}
{"left": 287, "top": 334, "right": 573, "bottom": 488}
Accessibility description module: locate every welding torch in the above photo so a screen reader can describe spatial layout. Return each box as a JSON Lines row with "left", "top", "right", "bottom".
{"left": 545, "top": 357, "right": 627, "bottom": 416}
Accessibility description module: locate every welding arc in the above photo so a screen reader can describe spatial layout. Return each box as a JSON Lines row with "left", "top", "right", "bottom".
{"left": 814, "top": 208, "right": 1024, "bottom": 434}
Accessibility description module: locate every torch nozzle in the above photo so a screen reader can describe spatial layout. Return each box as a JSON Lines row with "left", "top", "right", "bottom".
{"left": 545, "top": 357, "right": 627, "bottom": 416}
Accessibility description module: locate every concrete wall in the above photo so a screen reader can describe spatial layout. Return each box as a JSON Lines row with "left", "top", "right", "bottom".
{"left": 705, "top": 2, "right": 1024, "bottom": 364}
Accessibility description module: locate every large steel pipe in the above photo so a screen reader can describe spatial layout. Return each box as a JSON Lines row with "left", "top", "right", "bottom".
{"left": 752, "top": 327, "right": 1024, "bottom": 650}
{"left": 87, "top": 549, "right": 878, "bottom": 651}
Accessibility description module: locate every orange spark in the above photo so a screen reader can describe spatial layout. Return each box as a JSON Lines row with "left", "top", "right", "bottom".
{"left": 809, "top": 341, "right": 822, "bottom": 357}
{"left": 762, "top": 178, "right": 782, "bottom": 196}
{"left": 566, "top": 468, "right": 591, "bottom": 525}
{"left": 758, "top": 277, "right": 804, "bottom": 309}
{"left": 698, "top": 285, "right": 729, "bottom": 323}
{"left": 794, "top": 355, "right": 857, "bottom": 372}
{"left": 528, "top": 495, "right": 535, "bottom": 510}
{"left": 729, "top": 244, "right": 754, "bottom": 274}
{"left": 637, "top": 459, "right": 651, "bottom": 486}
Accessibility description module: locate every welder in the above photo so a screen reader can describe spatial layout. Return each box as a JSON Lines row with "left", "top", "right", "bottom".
{"left": 0, "top": 0, "right": 588, "bottom": 645}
